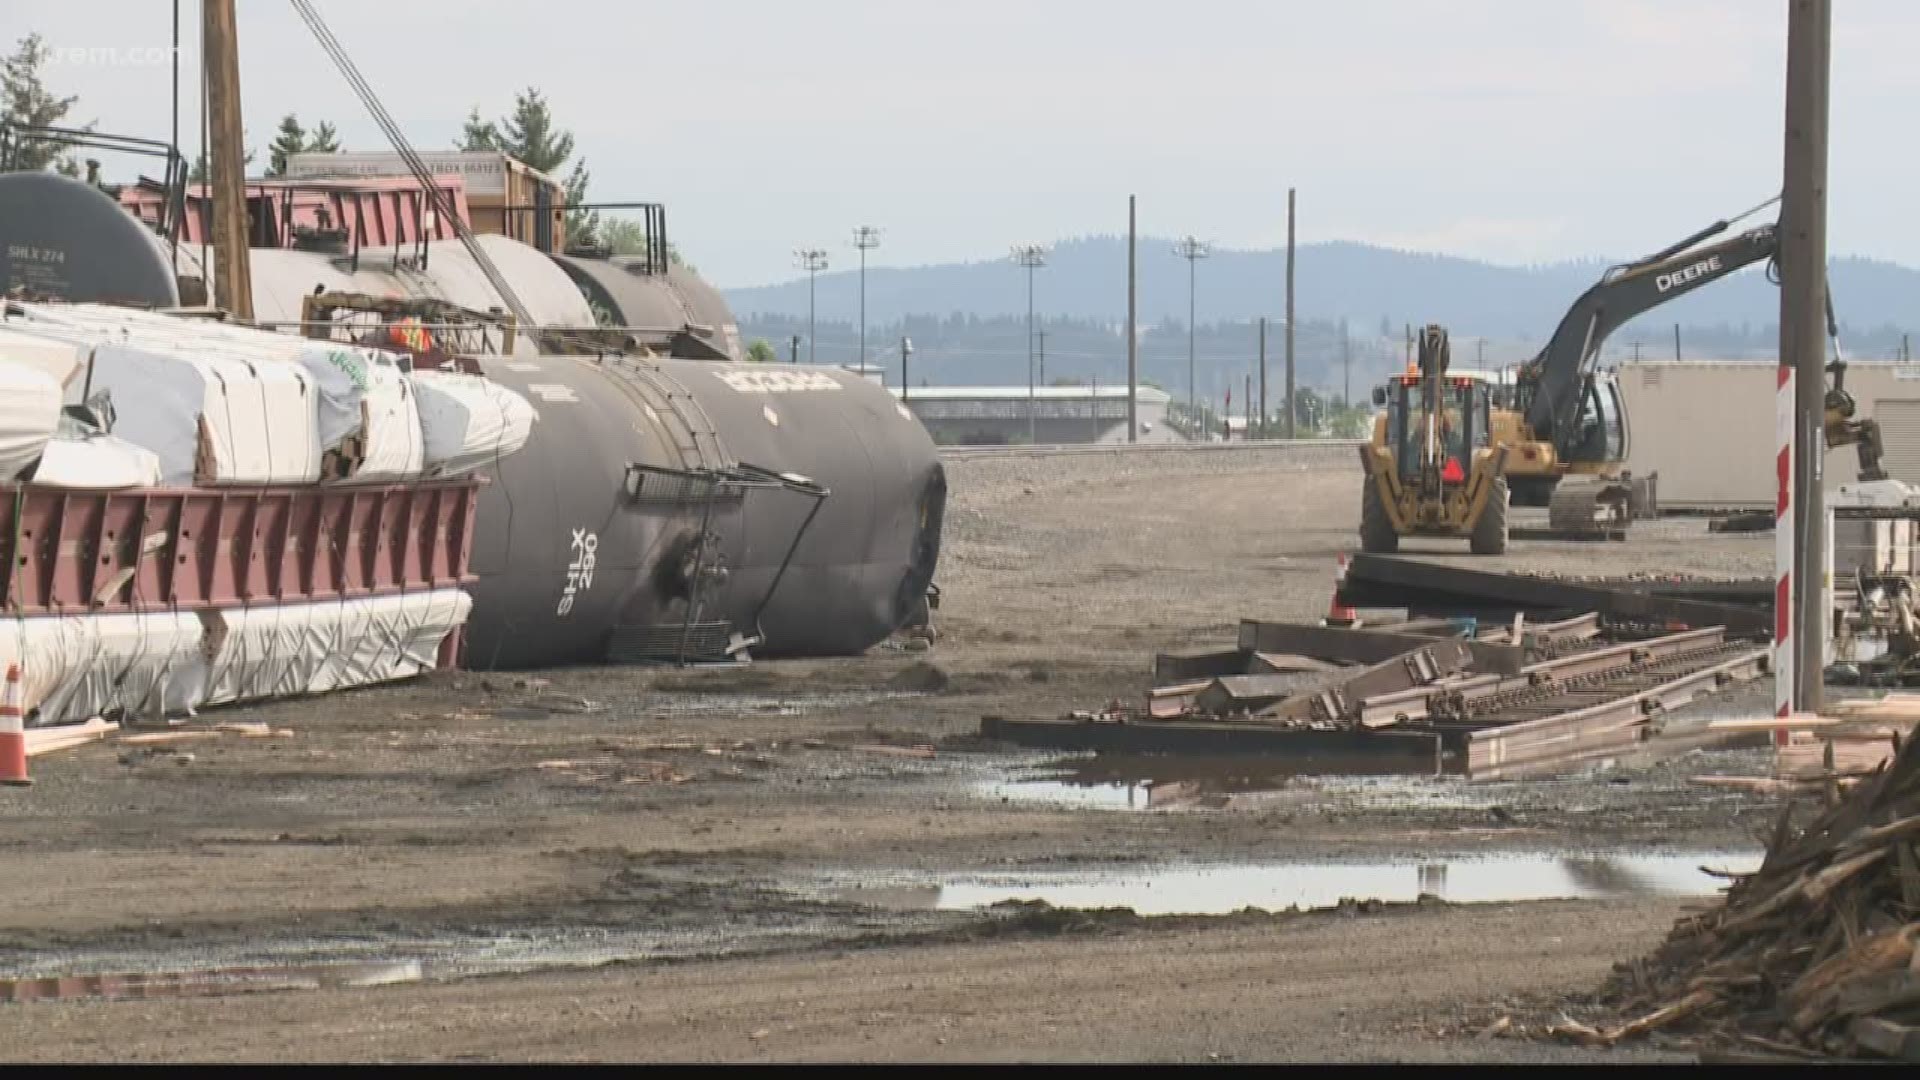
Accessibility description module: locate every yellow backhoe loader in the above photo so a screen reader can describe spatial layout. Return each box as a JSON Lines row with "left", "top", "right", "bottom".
{"left": 1359, "top": 325, "right": 1511, "bottom": 555}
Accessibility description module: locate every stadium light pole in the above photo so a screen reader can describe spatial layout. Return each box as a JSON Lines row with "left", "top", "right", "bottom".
{"left": 794, "top": 248, "right": 828, "bottom": 365}
{"left": 854, "top": 226, "right": 881, "bottom": 371}
{"left": 1174, "top": 236, "right": 1212, "bottom": 431}
{"left": 1011, "top": 244, "right": 1049, "bottom": 444}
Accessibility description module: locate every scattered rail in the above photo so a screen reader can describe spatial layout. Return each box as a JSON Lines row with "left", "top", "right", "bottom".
{"left": 939, "top": 439, "right": 1363, "bottom": 460}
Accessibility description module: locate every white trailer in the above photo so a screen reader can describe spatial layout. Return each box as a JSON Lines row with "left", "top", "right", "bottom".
{"left": 1619, "top": 359, "right": 1920, "bottom": 509}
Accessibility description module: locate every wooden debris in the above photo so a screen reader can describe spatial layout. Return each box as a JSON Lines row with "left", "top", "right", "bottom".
{"left": 849, "top": 743, "right": 936, "bottom": 759}
{"left": 1588, "top": 730, "right": 1920, "bottom": 1059}
{"left": 24, "top": 719, "right": 118, "bottom": 756}
{"left": 119, "top": 730, "right": 218, "bottom": 746}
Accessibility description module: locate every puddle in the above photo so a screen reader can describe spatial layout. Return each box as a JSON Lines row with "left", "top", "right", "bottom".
{"left": 831, "top": 851, "right": 1763, "bottom": 916}
{"left": 638, "top": 690, "right": 919, "bottom": 718}
{"left": 0, "top": 922, "right": 843, "bottom": 1005}
{"left": 979, "top": 754, "right": 1446, "bottom": 811}
{"left": 0, "top": 959, "right": 423, "bottom": 1003}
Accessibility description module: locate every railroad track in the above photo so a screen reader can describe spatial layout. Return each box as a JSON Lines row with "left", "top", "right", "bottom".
{"left": 938, "top": 439, "right": 1362, "bottom": 459}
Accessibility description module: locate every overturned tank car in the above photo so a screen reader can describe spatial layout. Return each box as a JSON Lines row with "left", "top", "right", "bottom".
{"left": 462, "top": 354, "right": 944, "bottom": 669}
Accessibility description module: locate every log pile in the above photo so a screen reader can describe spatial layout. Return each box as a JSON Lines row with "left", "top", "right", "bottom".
{"left": 1562, "top": 730, "right": 1920, "bottom": 1060}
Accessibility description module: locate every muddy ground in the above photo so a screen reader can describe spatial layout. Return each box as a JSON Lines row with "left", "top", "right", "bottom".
{"left": 0, "top": 445, "right": 1785, "bottom": 1062}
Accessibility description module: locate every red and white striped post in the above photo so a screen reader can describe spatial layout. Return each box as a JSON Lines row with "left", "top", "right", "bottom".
{"left": 1774, "top": 364, "right": 1795, "bottom": 743}
{"left": 0, "top": 663, "right": 29, "bottom": 787}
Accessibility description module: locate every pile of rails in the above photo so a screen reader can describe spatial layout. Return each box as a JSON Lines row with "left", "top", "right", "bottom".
{"left": 983, "top": 609, "right": 1770, "bottom": 780}
{"left": 0, "top": 301, "right": 537, "bottom": 726}
{"left": 1567, "top": 732, "right": 1920, "bottom": 1062}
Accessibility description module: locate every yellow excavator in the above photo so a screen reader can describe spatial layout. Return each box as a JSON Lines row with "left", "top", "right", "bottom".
{"left": 1359, "top": 325, "right": 1511, "bottom": 554}
{"left": 1362, "top": 208, "right": 1888, "bottom": 554}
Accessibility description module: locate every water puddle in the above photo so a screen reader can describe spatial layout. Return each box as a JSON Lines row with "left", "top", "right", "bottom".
{"left": 980, "top": 754, "right": 1435, "bottom": 811}
{"left": 0, "top": 923, "right": 838, "bottom": 1006}
{"left": 0, "top": 960, "right": 423, "bottom": 1003}
{"left": 832, "top": 851, "right": 1763, "bottom": 916}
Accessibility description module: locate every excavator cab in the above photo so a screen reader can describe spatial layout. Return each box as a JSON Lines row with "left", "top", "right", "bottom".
{"left": 1359, "top": 326, "right": 1512, "bottom": 555}
{"left": 1383, "top": 372, "right": 1486, "bottom": 491}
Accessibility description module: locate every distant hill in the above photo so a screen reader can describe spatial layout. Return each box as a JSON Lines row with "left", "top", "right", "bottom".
{"left": 725, "top": 235, "right": 1920, "bottom": 345}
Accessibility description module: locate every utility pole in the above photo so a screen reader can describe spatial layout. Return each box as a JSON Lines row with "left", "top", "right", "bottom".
{"left": 1285, "top": 188, "right": 1297, "bottom": 440}
{"left": 1244, "top": 373, "right": 1251, "bottom": 441}
{"left": 1127, "top": 196, "right": 1139, "bottom": 444}
{"left": 789, "top": 333, "right": 801, "bottom": 364}
{"left": 204, "top": 0, "right": 253, "bottom": 319}
{"left": 854, "top": 226, "right": 881, "bottom": 367}
{"left": 1674, "top": 323, "right": 1682, "bottom": 360}
{"left": 899, "top": 336, "right": 913, "bottom": 403}
{"left": 1258, "top": 317, "right": 1268, "bottom": 440}
{"left": 1780, "top": 0, "right": 1832, "bottom": 716}
{"left": 1011, "top": 244, "right": 1049, "bottom": 445}
{"left": 794, "top": 249, "right": 828, "bottom": 364}
{"left": 1631, "top": 341, "right": 1642, "bottom": 362}
{"left": 1340, "top": 319, "right": 1351, "bottom": 409}
{"left": 1089, "top": 373, "right": 1099, "bottom": 443}
{"left": 1174, "top": 236, "right": 1211, "bottom": 430}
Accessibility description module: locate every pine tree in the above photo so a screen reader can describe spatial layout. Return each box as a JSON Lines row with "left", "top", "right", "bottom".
{"left": 0, "top": 33, "right": 88, "bottom": 173}
{"left": 306, "top": 121, "right": 340, "bottom": 153}
{"left": 461, "top": 89, "right": 597, "bottom": 247}
{"left": 456, "top": 107, "right": 498, "bottom": 151}
{"left": 266, "top": 114, "right": 307, "bottom": 177}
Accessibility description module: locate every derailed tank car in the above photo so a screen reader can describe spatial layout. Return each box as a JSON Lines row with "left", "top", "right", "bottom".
{"left": 461, "top": 354, "right": 944, "bottom": 669}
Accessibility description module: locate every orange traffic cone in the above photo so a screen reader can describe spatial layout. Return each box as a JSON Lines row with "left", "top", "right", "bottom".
{"left": 0, "top": 663, "right": 28, "bottom": 787}
{"left": 1324, "top": 554, "right": 1358, "bottom": 628}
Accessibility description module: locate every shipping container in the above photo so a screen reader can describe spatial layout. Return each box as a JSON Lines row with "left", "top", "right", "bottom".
{"left": 1619, "top": 360, "right": 1920, "bottom": 509}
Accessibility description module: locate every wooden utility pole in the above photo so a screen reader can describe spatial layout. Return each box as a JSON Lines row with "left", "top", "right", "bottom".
{"left": 1258, "top": 316, "right": 1268, "bottom": 439}
{"left": 203, "top": 0, "right": 253, "bottom": 319}
{"left": 1127, "top": 195, "right": 1138, "bottom": 443}
{"left": 1285, "top": 187, "right": 1297, "bottom": 440}
{"left": 1780, "top": 0, "right": 1831, "bottom": 714}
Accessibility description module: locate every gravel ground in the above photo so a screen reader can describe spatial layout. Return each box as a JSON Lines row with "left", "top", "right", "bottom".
{"left": 0, "top": 444, "right": 1789, "bottom": 1062}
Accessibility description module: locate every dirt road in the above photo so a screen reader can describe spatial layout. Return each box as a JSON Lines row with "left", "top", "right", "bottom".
{"left": 0, "top": 445, "right": 1777, "bottom": 1061}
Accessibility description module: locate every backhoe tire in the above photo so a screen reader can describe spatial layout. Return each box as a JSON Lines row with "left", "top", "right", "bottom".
{"left": 1470, "top": 477, "right": 1510, "bottom": 556}
{"left": 1359, "top": 479, "right": 1399, "bottom": 554}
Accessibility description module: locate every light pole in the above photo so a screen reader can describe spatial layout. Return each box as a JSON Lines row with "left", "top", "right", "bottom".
{"left": 1011, "top": 244, "right": 1049, "bottom": 444}
{"left": 1174, "top": 236, "right": 1211, "bottom": 432}
{"left": 793, "top": 248, "right": 828, "bottom": 365}
{"left": 854, "top": 226, "right": 881, "bottom": 369}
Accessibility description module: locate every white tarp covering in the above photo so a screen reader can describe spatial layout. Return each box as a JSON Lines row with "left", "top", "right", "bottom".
{"left": 409, "top": 369, "right": 536, "bottom": 478}
{"left": 199, "top": 590, "right": 471, "bottom": 707}
{"left": 2, "top": 590, "right": 470, "bottom": 725}
{"left": 29, "top": 433, "right": 164, "bottom": 490}
{"left": 0, "top": 327, "right": 88, "bottom": 389}
{"left": 0, "top": 360, "right": 62, "bottom": 481}
{"left": 295, "top": 344, "right": 426, "bottom": 482}
{"left": 82, "top": 342, "right": 321, "bottom": 487}
{"left": 0, "top": 611, "right": 206, "bottom": 726}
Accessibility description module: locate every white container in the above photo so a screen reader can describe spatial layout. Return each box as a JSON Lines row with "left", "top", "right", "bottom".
{"left": 1618, "top": 359, "right": 1920, "bottom": 509}
{"left": 82, "top": 342, "right": 321, "bottom": 487}
{"left": 295, "top": 344, "right": 426, "bottom": 482}
{"left": 409, "top": 368, "right": 536, "bottom": 477}
{"left": 29, "top": 433, "right": 164, "bottom": 489}
{"left": 0, "top": 360, "right": 62, "bottom": 481}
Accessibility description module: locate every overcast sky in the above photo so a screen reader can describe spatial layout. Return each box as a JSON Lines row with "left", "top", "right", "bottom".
{"left": 10, "top": 1, "right": 1914, "bottom": 288}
